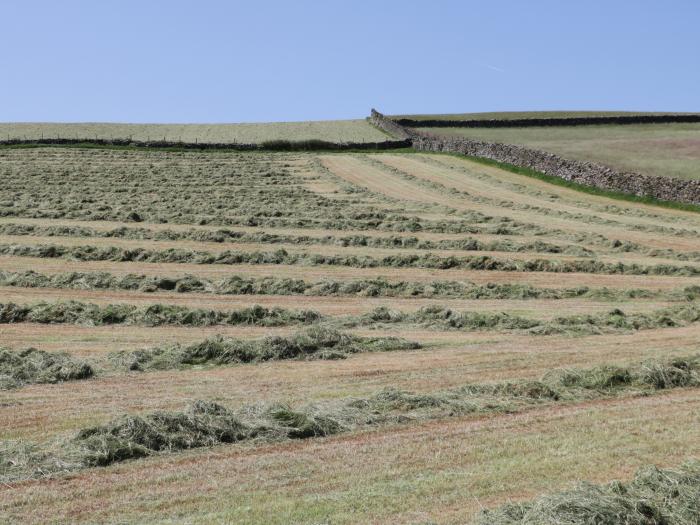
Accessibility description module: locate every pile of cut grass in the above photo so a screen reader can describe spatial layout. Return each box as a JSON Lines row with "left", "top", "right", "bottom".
{"left": 5, "top": 269, "right": 693, "bottom": 301}
{"left": 4, "top": 300, "right": 700, "bottom": 336}
{"left": 0, "top": 347, "right": 93, "bottom": 389}
{"left": 3, "top": 243, "right": 699, "bottom": 276}
{"left": 353, "top": 303, "right": 700, "bottom": 336}
{"left": 0, "top": 222, "right": 595, "bottom": 257}
{"left": 111, "top": 327, "right": 421, "bottom": 371}
{"left": 477, "top": 461, "right": 700, "bottom": 524}
{"left": 0, "top": 300, "right": 321, "bottom": 327}
{"left": 4, "top": 356, "right": 698, "bottom": 481}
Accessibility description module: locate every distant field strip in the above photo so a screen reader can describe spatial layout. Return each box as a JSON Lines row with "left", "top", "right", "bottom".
{"left": 418, "top": 123, "right": 700, "bottom": 181}
{"left": 392, "top": 110, "right": 700, "bottom": 122}
{"left": 1, "top": 147, "right": 698, "bottom": 524}
{"left": 0, "top": 119, "right": 390, "bottom": 144}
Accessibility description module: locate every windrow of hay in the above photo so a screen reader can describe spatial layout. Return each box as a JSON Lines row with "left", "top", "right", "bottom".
{"left": 1, "top": 242, "right": 699, "bottom": 276}
{"left": 0, "top": 300, "right": 321, "bottom": 327}
{"left": 0, "top": 222, "right": 596, "bottom": 257}
{"left": 3, "top": 269, "right": 696, "bottom": 301}
{"left": 476, "top": 461, "right": 700, "bottom": 525}
{"left": 111, "top": 327, "right": 421, "bottom": 370}
{"left": 0, "top": 347, "right": 93, "bottom": 389}
{"left": 351, "top": 303, "right": 700, "bottom": 336}
{"left": 2, "top": 300, "right": 700, "bottom": 335}
{"left": 3, "top": 356, "right": 698, "bottom": 481}
{"left": 0, "top": 329, "right": 421, "bottom": 389}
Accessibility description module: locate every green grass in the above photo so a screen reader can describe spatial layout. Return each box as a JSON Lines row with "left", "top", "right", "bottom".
{"left": 416, "top": 123, "right": 700, "bottom": 181}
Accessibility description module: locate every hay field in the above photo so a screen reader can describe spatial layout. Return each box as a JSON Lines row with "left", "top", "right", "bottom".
{"left": 416, "top": 123, "right": 700, "bottom": 180}
{"left": 0, "top": 119, "right": 389, "bottom": 144}
{"left": 1, "top": 147, "right": 700, "bottom": 524}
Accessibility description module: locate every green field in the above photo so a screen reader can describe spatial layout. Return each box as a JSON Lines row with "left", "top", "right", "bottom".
{"left": 416, "top": 123, "right": 700, "bottom": 180}
{"left": 0, "top": 119, "right": 390, "bottom": 144}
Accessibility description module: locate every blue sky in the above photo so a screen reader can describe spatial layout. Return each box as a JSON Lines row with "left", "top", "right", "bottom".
{"left": 1, "top": 0, "right": 698, "bottom": 122}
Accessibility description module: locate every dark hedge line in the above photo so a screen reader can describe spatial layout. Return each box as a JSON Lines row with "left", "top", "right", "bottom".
{"left": 0, "top": 137, "right": 411, "bottom": 151}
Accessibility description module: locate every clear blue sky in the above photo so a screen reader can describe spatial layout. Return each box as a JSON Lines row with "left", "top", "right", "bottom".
{"left": 2, "top": 0, "right": 698, "bottom": 123}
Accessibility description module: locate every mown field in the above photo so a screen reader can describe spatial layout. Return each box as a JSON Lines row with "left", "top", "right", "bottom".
{"left": 0, "top": 119, "right": 390, "bottom": 144}
{"left": 415, "top": 123, "right": 700, "bottom": 181}
{"left": 1, "top": 146, "right": 700, "bottom": 524}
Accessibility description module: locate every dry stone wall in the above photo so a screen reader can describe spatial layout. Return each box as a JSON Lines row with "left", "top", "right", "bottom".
{"left": 370, "top": 109, "right": 416, "bottom": 140}
{"left": 395, "top": 114, "right": 700, "bottom": 128}
{"left": 370, "top": 110, "right": 700, "bottom": 205}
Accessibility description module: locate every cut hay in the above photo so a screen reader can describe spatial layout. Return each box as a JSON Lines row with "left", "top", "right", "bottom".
{"left": 477, "top": 461, "right": 700, "bottom": 524}
{"left": 0, "top": 300, "right": 321, "bottom": 327}
{"left": 0, "top": 347, "right": 93, "bottom": 389}
{"left": 111, "top": 327, "right": 422, "bottom": 371}
{"left": 6, "top": 355, "right": 698, "bottom": 481}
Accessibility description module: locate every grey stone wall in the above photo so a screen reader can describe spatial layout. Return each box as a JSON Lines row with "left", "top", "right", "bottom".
{"left": 369, "top": 109, "right": 416, "bottom": 140}
{"left": 369, "top": 110, "right": 700, "bottom": 205}
{"left": 395, "top": 114, "right": 700, "bottom": 128}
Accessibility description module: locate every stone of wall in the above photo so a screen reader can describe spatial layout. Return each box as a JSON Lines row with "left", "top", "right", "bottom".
{"left": 369, "top": 109, "right": 416, "bottom": 140}
{"left": 370, "top": 110, "right": 700, "bottom": 205}
{"left": 395, "top": 114, "right": 700, "bottom": 128}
